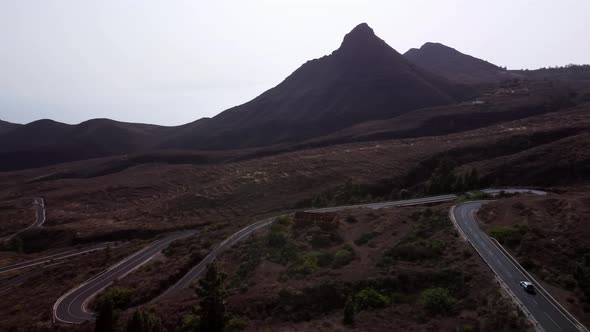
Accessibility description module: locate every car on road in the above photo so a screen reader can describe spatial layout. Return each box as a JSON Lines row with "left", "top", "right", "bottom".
{"left": 519, "top": 280, "right": 535, "bottom": 294}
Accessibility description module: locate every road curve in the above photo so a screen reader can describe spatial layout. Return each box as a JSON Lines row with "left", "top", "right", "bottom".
{"left": 453, "top": 201, "right": 585, "bottom": 332}
{"left": 0, "top": 197, "right": 45, "bottom": 242}
{"left": 159, "top": 188, "right": 543, "bottom": 298}
{"left": 158, "top": 218, "right": 275, "bottom": 299}
{"left": 53, "top": 231, "right": 195, "bottom": 324}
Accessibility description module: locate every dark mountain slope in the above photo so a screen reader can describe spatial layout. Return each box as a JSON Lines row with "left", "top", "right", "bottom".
{"left": 404, "top": 42, "right": 516, "bottom": 84}
{"left": 0, "top": 120, "right": 21, "bottom": 135}
{"left": 162, "top": 23, "right": 474, "bottom": 150}
{"left": 0, "top": 119, "right": 171, "bottom": 171}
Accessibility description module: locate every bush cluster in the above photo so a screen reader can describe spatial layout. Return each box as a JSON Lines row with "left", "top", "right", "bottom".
{"left": 419, "top": 287, "right": 457, "bottom": 313}
{"left": 354, "top": 231, "right": 379, "bottom": 246}
{"left": 489, "top": 224, "right": 529, "bottom": 246}
{"left": 332, "top": 243, "right": 356, "bottom": 268}
{"left": 379, "top": 208, "right": 450, "bottom": 266}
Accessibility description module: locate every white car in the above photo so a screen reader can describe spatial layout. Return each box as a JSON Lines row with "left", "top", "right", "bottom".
{"left": 519, "top": 280, "right": 535, "bottom": 293}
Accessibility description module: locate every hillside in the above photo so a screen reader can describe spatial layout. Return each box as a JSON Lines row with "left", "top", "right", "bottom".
{"left": 0, "top": 119, "right": 21, "bottom": 135}
{"left": 0, "top": 94, "right": 589, "bottom": 331}
{"left": 512, "top": 64, "right": 590, "bottom": 81}
{"left": 300, "top": 80, "right": 585, "bottom": 147}
{"left": 404, "top": 42, "right": 516, "bottom": 84}
{"left": 477, "top": 193, "right": 590, "bottom": 326}
{"left": 0, "top": 119, "right": 171, "bottom": 171}
{"left": 160, "top": 23, "right": 474, "bottom": 150}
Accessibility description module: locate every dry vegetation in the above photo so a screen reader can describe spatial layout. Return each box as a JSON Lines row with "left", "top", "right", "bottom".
{"left": 0, "top": 83, "right": 588, "bottom": 330}
{"left": 155, "top": 206, "right": 532, "bottom": 332}
{"left": 477, "top": 190, "right": 590, "bottom": 327}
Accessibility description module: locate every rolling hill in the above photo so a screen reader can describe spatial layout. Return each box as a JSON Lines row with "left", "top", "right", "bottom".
{"left": 404, "top": 42, "right": 516, "bottom": 84}
{"left": 0, "top": 119, "right": 21, "bottom": 135}
{"left": 0, "top": 119, "right": 171, "bottom": 171}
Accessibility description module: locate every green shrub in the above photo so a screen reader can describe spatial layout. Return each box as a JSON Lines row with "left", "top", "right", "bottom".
{"left": 490, "top": 224, "right": 529, "bottom": 246}
{"left": 265, "top": 230, "right": 287, "bottom": 248}
{"left": 316, "top": 251, "right": 334, "bottom": 267}
{"left": 419, "top": 287, "right": 457, "bottom": 313}
{"left": 162, "top": 239, "right": 184, "bottom": 257}
{"left": 275, "top": 215, "right": 291, "bottom": 226}
{"left": 457, "top": 191, "right": 490, "bottom": 202}
{"left": 178, "top": 305, "right": 201, "bottom": 331}
{"left": 343, "top": 296, "right": 355, "bottom": 325}
{"left": 288, "top": 252, "right": 320, "bottom": 277}
{"left": 333, "top": 243, "right": 356, "bottom": 268}
{"left": 354, "top": 232, "right": 379, "bottom": 246}
{"left": 125, "top": 309, "right": 165, "bottom": 332}
{"left": 103, "top": 286, "right": 131, "bottom": 310}
{"left": 226, "top": 316, "right": 246, "bottom": 331}
{"left": 354, "top": 288, "right": 390, "bottom": 310}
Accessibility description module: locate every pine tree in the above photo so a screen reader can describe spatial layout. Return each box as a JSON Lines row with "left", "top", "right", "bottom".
{"left": 467, "top": 168, "right": 480, "bottom": 189}
{"left": 126, "top": 309, "right": 166, "bottom": 332}
{"left": 197, "top": 264, "right": 226, "bottom": 332}
{"left": 343, "top": 295, "right": 355, "bottom": 325}
{"left": 126, "top": 310, "right": 147, "bottom": 332}
{"left": 95, "top": 297, "right": 116, "bottom": 332}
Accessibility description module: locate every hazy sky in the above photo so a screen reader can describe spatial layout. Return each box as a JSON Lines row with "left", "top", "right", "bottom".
{"left": 1, "top": 0, "right": 589, "bottom": 125}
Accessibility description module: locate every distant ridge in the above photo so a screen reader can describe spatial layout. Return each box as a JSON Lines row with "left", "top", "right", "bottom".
{"left": 0, "top": 119, "right": 21, "bottom": 135}
{"left": 404, "top": 42, "right": 516, "bottom": 84}
{"left": 0, "top": 118, "right": 171, "bottom": 171}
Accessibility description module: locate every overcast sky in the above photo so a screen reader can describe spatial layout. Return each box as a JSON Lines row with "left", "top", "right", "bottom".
{"left": 1, "top": 0, "right": 589, "bottom": 126}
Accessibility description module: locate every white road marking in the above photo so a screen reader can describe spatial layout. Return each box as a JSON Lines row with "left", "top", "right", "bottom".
{"left": 545, "top": 312, "right": 561, "bottom": 330}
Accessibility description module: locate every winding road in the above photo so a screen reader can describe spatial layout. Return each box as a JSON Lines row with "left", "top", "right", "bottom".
{"left": 0, "top": 243, "right": 113, "bottom": 275}
{"left": 158, "top": 189, "right": 541, "bottom": 296}
{"left": 50, "top": 188, "right": 586, "bottom": 331}
{"left": 53, "top": 231, "right": 195, "bottom": 324}
{"left": 453, "top": 201, "right": 584, "bottom": 332}
{"left": 0, "top": 197, "right": 45, "bottom": 242}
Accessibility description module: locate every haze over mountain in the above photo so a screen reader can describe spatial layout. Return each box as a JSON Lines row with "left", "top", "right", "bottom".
{"left": 404, "top": 42, "right": 516, "bottom": 84}
{"left": 0, "top": 119, "right": 170, "bottom": 171}
{"left": 2, "top": 23, "right": 587, "bottom": 172}
{"left": 161, "top": 23, "right": 474, "bottom": 150}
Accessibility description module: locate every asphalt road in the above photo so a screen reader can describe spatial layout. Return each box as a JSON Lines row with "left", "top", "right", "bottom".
{"left": 159, "top": 189, "right": 541, "bottom": 297}
{"left": 158, "top": 217, "right": 275, "bottom": 299}
{"left": 0, "top": 197, "right": 45, "bottom": 242}
{"left": 453, "top": 201, "right": 583, "bottom": 332}
{"left": 55, "top": 188, "right": 584, "bottom": 330}
{"left": 0, "top": 243, "right": 114, "bottom": 275}
{"left": 53, "top": 231, "right": 195, "bottom": 324}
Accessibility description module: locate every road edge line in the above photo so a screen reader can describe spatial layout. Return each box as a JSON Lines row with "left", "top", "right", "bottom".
{"left": 449, "top": 202, "right": 544, "bottom": 332}
{"left": 489, "top": 236, "right": 588, "bottom": 332}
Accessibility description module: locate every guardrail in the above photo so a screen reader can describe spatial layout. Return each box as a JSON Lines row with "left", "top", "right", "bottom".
{"left": 489, "top": 237, "right": 588, "bottom": 332}
{"left": 449, "top": 204, "right": 544, "bottom": 332}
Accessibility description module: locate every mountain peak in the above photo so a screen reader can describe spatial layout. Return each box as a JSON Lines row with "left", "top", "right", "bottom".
{"left": 335, "top": 23, "right": 395, "bottom": 60}
{"left": 347, "top": 23, "right": 374, "bottom": 37}
{"left": 338, "top": 23, "right": 378, "bottom": 48}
